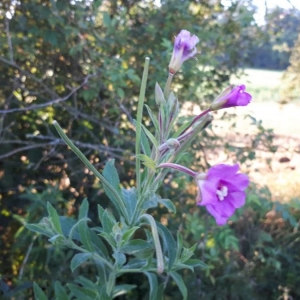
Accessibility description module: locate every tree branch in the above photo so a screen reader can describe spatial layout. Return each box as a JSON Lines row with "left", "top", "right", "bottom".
{"left": 0, "top": 75, "right": 93, "bottom": 114}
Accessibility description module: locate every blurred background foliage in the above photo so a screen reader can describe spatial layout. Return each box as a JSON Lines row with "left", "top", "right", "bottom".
{"left": 0, "top": 0, "right": 299, "bottom": 299}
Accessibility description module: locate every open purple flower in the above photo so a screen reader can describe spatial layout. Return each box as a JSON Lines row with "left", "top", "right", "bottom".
{"left": 196, "top": 164, "right": 249, "bottom": 225}
{"left": 210, "top": 85, "right": 252, "bottom": 111}
{"left": 169, "top": 30, "right": 199, "bottom": 75}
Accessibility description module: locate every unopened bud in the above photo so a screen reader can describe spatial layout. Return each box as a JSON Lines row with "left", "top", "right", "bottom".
{"left": 168, "top": 92, "right": 179, "bottom": 117}
{"left": 155, "top": 82, "right": 165, "bottom": 106}
{"left": 158, "top": 138, "right": 180, "bottom": 152}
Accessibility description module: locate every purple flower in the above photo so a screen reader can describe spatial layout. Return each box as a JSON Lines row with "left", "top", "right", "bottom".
{"left": 169, "top": 30, "right": 199, "bottom": 75}
{"left": 196, "top": 164, "right": 249, "bottom": 225}
{"left": 210, "top": 85, "right": 252, "bottom": 111}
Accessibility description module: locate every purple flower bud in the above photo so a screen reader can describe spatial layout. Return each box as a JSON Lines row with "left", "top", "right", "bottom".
{"left": 210, "top": 85, "right": 252, "bottom": 111}
{"left": 196, "top": 164, "right": 249, "bottom": 226}
{"left": 169, "top": 30, "right": 200, "bottom": 75}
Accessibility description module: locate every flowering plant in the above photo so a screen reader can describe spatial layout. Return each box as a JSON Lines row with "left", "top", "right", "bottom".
{"left": 28, "top": 29, "right": 251, "bottom": 299}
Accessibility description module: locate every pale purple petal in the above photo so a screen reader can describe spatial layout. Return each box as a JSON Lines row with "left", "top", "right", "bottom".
{"left": 222, "top": 173, "right": 249, "bottom": 191}
{"left": 169, "top": 30, "right": 200, "bottom": 74}
{"left": 196, "top": 180, "right": 219, "bottom": 205}
{"left": 227, "top": 192, "right": 246, "bottom": 208}
{"left": 207, "top": 164, "right": 239, "bottom": 178}
{"left": 206, "top": 203, "right": 234, "bottom": 226}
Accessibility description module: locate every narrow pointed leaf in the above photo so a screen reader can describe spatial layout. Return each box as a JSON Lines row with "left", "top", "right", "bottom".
{"left": 170, "top": 271, "right": 187, "bottom": 300}
{"left": 47, "top": 202, "right": 63, "bottom": 234}
{"left": 144, "top": 272, "right": 158, "bottom": 300}
{"left": 71, "top": 253, "right": 92, "bottom": 272}
{"left": 54, "top": 281, "right": 69, "bottom": 300}
{"left": 136, "top": 154, "right": 156, "bottom": 170}
{"left": 33, "top": 282, "right": 47, "bottom": 300}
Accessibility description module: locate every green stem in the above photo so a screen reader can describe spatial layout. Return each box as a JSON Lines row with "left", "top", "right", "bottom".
{"left": 164, "top": 72, "right": 174, "bottom": 99}
{"left": 139, "top": 214, "right": 164, "bottom": 274}
{"left": 52, "top": 120, "right": 129, "bottom": 222}
{"left": 136, "top": 57, "right": 150, "bottom": 198}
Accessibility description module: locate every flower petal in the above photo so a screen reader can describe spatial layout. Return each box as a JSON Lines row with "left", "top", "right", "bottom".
{"left": 222, "top": 173, "right": 249, "bottom": 192}
{"left": 197, "top": 179, "right": 219, "bottom": 205}
{"left": 207, "top": 164, "right": 239, "bottom": 179}
{"left": 226, "top": 192, "right": 246, "bottom": 208}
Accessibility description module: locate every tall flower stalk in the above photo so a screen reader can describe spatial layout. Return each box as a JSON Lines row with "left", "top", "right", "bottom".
{"left": 28, "top": 29, "right": 252, "bottom": 300}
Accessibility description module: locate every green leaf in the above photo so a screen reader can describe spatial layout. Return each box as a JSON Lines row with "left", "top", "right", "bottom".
{"left": 145, "top": 104, "right": 159, "bottom": 133}
{"left": 140, "top": 125, "right": 152, "bottom": 157}
{"left": 47, "top": 202, "right": 63, "bottom": 234}
{"left": 121, "top": 239, "right": 153, "bottom": 256}
{"left": 113, "top": 251, "right": 126, "bottom": 267}
{"left": 172, "top": 118, "right": 193, "bottom": 138}
{"left": 170, "top": 271, "right": 187, "bottom": 300}
{"left": 103, "top": 160, "right": 125, "bottom": 215}
{"left": 113, "top": 284, "right": 137, "bottom": 298}
{"left": 79, "top": 198, "right": 89, "bottom": 220}
{"left": 176, "top": 231, "right": 183, "bottom": 261}
{"left": 54, "top": 281, "right": 69, "bottom": 300}
{"left": 136, "top": 154, "right": 156, "bottom": 170}
{"left": 156, "top": 222, "right": 177, "bottom": 271}
{"left": 122, "top": 188, "right": 138, "bottom": 222}
{"left": 97, "top": 205, "right": 105, "bottom": 222}
{"left": 144, "top": 272, "right": 158, "bottom": 300}
{"left": 156, "top": 283, "right": 165, "bottom": 300}
{"left": 180, "top": 244, "right": 197, "bottom": 262}
{"left": 101, "top": 209, "right": 116, "bottom": 233}
{"left": 25, "top": 223, "right": 52, "bottom": 237}
{"left": 71, "top": 253, "right": 92, "bottom": 272}
{"left": 122, "top": 226, "right": 140, "bottom": 243}
{"left": 121, "top": 258, "right": 148, "bottom": 270}
{"left": 33, "top": 282, "right": 47, "bottom": 300}
{"left": 184, "top": 259, "right": 207, "bottom": 269}
{"left": 68, "top": 284, "right": 97, "bottom": 300}
{"left": 78, "top": 223, "right": 94, "bottom": 252}
{"left": 155, "top": 82, "right": 166, "bottom": 106}
{"left": 157, "top": 198, "right": 176, "bottom": 213}
{"left": 89, "top": 229, "right": 109, "bottom": 258}
{"left": 142, "top": 194, "right": 158, "bottom": 210}
{"left": 141, "top": 124, "right": 158, "bottom": 149}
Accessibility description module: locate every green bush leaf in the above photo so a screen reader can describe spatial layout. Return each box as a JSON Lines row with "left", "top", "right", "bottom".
{"left": 157, "top": 198, "right": 176, "bottom": 213}
{"left": 71, "top": 253, "right": 92, "bottom": 272}
{"left": 156, "top": 222, "right": 177, "bottom": 271}
{"left": 121, "top": 239, "right": 153, "bottom": 255}
{"left": 136, "top": 154, "right": 156, "bottom": 170}
{"left": 113, "top": 284, "right": 137, "bottom": 298}
{"left": 78, "top": 198, "right": 89, "bottom": 220}
{"left": 141, "top": 124, "right": 158, "bottom": 149}
{"left": 103, "top": 160, "right": 125, "bottom": 215}
{"left": 144, "top": 271, "right": 158, "bottom": 300}
{"left": 122, "top": 188, "right": 138, "bottom": 221}
{"left": 54, "top": 281, "right": 69, "bottom": 300}
{"left": 25, "top": 223, "right": 52, "bottom": 237}
{"left": 145, "top": 104, "right": 159, "bottom": 132}
{"left": 33, "top": 282, "right": 47, "bottom": 300}
{"left": 170, "top": 271, "right": 187, "bottom": 300}
{"left": 68, "top": 284, "right": 97, "bottom": 300}
{"left": 47, "top": 202, "right": 63, "bottom": 234}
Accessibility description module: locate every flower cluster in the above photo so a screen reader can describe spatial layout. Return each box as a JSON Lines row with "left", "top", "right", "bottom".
{"left": 159, "top": 29, "right": 252, "bottom": 226}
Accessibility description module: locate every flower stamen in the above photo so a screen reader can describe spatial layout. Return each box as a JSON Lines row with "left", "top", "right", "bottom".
{"left": 216, "top": 185, "right": 228, "bottom": 201}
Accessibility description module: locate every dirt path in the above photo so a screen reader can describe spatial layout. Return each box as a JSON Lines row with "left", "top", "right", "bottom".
{"left": 241, "top": 102, "right": 300, "bottom": 201}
